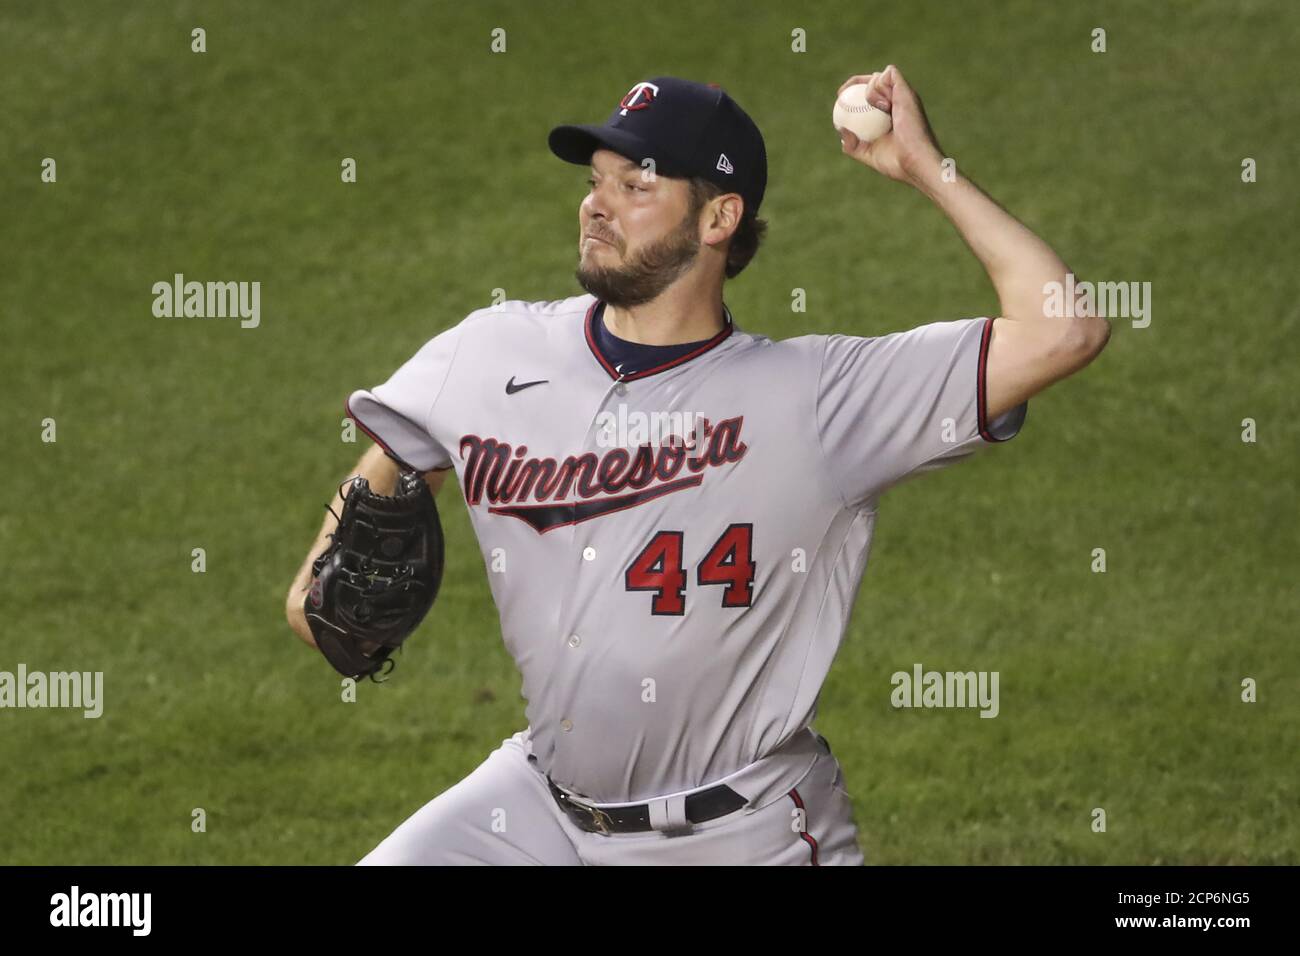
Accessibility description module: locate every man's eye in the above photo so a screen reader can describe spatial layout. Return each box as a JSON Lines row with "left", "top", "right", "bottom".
{"left": 586, "top": 177, "right": 645, "bottom": 192}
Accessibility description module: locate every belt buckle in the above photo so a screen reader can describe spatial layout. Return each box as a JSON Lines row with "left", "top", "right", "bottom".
{"left": 572, "top": 798, "right": 615, "bottom": 835}
{"left": 552, "top": 779, "right": 615, "bottom": 835}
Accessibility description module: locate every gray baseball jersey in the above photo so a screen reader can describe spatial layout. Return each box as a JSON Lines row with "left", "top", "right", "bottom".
{"left": 347, "top": 294, "right": 1025, "bottom": 805}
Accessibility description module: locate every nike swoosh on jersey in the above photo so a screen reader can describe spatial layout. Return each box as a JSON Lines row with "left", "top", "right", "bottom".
{"left": 505, "top": 376, "right": 549, "bottom": 395}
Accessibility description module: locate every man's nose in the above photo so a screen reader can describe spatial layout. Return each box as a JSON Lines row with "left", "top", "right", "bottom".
{"left": 582, "top": 191, "right": 608, "bottom": 219}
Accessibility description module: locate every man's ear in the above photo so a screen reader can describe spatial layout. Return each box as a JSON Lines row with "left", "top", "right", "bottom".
{"left": 705, "top": 194, "right": 744, "bottom": 246}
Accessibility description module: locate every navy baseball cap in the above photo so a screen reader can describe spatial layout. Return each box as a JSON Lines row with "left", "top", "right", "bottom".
{"left": 549, "top": 76, "right": 767, "bottom": 218}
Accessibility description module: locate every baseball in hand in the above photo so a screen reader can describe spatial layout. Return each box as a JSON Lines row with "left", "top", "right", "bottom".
{"left": 833, "top": 83, "right": 892, "bottom": 144}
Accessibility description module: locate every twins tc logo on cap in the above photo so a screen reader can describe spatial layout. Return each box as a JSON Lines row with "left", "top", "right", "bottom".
{"left": 619, "top": 81, "right": 659, "bottom": 115}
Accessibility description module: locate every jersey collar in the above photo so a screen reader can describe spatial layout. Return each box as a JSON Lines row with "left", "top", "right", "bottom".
{"left": 584, "top": 298, "right": 734, "bottom": 382}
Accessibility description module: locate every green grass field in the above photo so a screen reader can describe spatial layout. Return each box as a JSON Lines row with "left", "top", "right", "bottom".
{"left": 1, "top": 0, "right": 1295, "bottom": 865}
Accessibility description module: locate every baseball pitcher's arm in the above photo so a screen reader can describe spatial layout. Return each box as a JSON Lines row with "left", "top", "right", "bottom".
{"left": 837, "top": 65, "right": 1110, "bottom": 420}
{"left": 914, "top": 168, "right": 1109, "bottom": 420}
{"left": 283, "top": 444, "right": 449, "bottom": 647}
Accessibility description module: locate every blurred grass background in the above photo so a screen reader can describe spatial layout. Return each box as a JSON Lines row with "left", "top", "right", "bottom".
{"left": 0, "top": 0, "right": 1295, "bottom": 864}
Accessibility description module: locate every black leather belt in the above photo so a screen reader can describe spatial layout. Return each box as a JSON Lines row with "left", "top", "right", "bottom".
{"left": 543, "top": 771, "right": 748, "bottom": 835}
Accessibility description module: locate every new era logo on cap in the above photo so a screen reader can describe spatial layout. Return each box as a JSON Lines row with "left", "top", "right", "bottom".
{"left": 716, "top": 153, "right": 734, "bottom": 175}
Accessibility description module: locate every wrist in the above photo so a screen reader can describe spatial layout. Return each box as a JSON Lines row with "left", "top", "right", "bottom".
{"left": 907, "top": 150, "right": 952, "bottom": 199}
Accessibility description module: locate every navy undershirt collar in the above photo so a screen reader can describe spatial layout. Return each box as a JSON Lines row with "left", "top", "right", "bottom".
{"left": 594, "top": 302, "right": 731, "bottom": 378}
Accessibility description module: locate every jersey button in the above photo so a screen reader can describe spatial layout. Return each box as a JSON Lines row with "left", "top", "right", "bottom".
{"left": 614, "top": 382, "right": 628, "bottom": 396}
{"left": 561, "top": 718, "right": 574, "bottom": 732}
{"left": 582, "top": 547, "right": 596, "bottom": 561}
{"left": 567, "top": 634, "right": 581, "bottom": 648}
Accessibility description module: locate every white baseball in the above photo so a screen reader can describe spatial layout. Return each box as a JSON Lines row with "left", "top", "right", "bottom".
{"left": 832, "top": 83, "right": 892, "bottom": 144}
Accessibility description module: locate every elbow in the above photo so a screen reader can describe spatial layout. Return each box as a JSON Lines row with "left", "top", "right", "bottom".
{"left": 1061, "top": 316, "right": 1111, "bottom": 369}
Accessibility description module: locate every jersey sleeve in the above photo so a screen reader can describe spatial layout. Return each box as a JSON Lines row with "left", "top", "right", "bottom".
{"left": 816, "top": 316, "right": 1027, "bottom": 510}
{"left": 345, "top": 320, "right": 465, "bottom": 472}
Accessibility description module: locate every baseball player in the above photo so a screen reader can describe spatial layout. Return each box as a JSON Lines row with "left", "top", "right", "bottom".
{"left": 285, "top": 69, "right": 1109, "bottom": 865}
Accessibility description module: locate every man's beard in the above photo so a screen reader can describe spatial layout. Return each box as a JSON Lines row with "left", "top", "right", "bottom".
{"left": 575, "top": 211, "right": 701, "bottom": 308}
